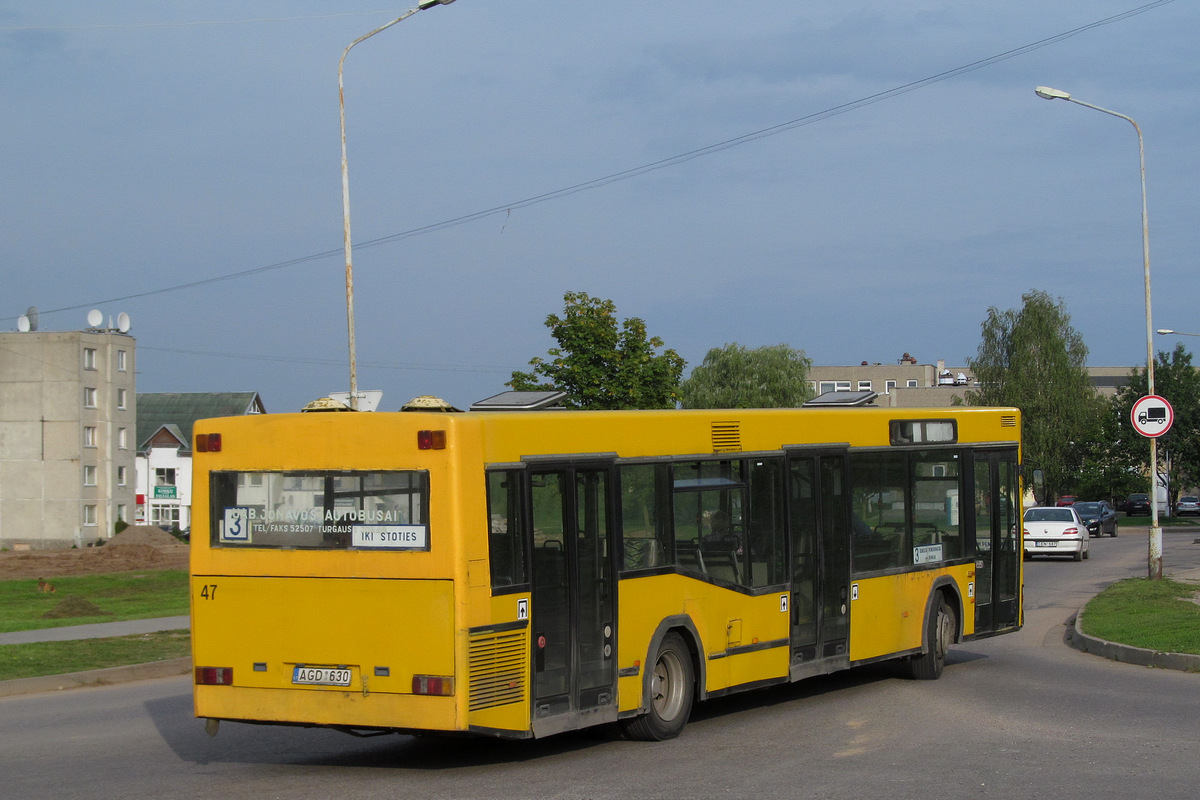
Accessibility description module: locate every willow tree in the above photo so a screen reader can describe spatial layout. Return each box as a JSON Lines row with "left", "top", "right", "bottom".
{"left": 679, "top": 343, "right": 815, "bottom": 409}
{"left": 964, "top": 290, "right": 1102, "bottom": 500}
{"left": 509, "top": 291, "right": 685, "bottom": 410}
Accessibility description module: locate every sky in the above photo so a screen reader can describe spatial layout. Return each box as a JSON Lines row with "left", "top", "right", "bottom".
{"left": 3, "top": 1, "right": 1199, "bottom": 413}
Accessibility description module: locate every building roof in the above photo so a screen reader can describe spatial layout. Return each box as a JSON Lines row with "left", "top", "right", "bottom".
{"left": 137, "top": 392, "right": 265, "bottom": 452}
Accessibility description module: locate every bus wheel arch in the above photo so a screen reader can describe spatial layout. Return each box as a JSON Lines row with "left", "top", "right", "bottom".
{"left": 621, "top": 619, "right": 701, "bottom": 741}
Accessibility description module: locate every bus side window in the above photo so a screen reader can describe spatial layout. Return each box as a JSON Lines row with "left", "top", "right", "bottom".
{"left": 619, "top": 463, "right": 671, "bottom": 571}
{"left": 486, "top": 470, "right": 527, "bottom": 588}
{"left": 851, "top": 452, "right": 908, "bottom": 572}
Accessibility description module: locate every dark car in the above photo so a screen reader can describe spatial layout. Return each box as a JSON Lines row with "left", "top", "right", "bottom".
{"left": 1073, "top": 501, "right": 1118, "bottom": 537}
{"left": 1125, "top": 493, "right": 1151, "bottom": 516}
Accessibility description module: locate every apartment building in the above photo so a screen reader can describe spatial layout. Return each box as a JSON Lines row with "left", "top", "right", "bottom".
{"left": 0, "top": 329, "right": 137, "bottom": 549}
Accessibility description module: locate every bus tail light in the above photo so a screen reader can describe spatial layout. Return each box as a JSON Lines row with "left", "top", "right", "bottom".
{"left": 417, "top": 430, "right": 446, "bottom": 450}
{"left": 195, "top": 666, "right": 234, "bottom": 685}
{"left": 412, "top": 675, "right": 454, "bottom": 696}
{"left": 195, "top": 433, "right": 222, "bottom": 452}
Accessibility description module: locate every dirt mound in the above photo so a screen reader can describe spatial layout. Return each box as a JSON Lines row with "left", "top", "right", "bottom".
{"left": 41, "top": 595, "right": 114, "bottom": 619}
{"left": 0, "top": 531, "right": 191, "bottom": 580}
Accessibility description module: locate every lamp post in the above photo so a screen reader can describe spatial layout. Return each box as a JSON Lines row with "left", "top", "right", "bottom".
{"left": 1036, "top": 86, "right": 1161, "bottom": 578}
{"left": 340, "top": 0, "right": 456, "bottom": 410}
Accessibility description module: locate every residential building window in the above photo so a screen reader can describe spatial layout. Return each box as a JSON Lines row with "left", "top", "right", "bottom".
{"left": 117, "top": 388, "right": 127, "bottom": 409}
{"left": 117, "top": 504, "right": 128, "bottom": 522}
{"left": 156, "top": 468, "right": 177, "bottom": 487}
{"left": 83, "top": 465, "right": 97, "bottom": 486}
{"left": 84, "top": 426, "right": 97, "bottom": 447}
{"left": 117, "top": 466, "right": 127, "bottom": 486}
{"left": 84, "top": 505, "right": 98, "bottom": 526}
{"left": 819, "top": 381, "right": 836, "bottom": 394}
{"left": 83, "top": 348, "right": 96, "bottom": 370}
{"left": 152, "top": 505, "right": 181, "bottom": 528}
{"left": 835, "top": 381, "right": 851, "bottom": 392}
{"left": 118, "top": 428, "right": 127, "bottom": 449}
{"left": 886, "top": 380, "right": 897, "bottom": 394}
{"left": 117, "top": 350, "right": 127, "bottom": 372}
{"left": 907, "top": 380, "right": 919, "bottom": 388}
{"left": 84, "top": 387, "right": 97, "bottom": 408}
{"left": 858, "top": 381, "right": 873, "bottom": 391}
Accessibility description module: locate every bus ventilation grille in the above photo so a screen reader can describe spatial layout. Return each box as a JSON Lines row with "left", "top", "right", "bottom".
{"left": 711, "top": 421, "right": 741, "bottom": 452}
{"left": 1000, "top": 415, "right": 1017, "bottom": 428}
{"left": 468, "top": 630, "right": 527, "bottom": 711}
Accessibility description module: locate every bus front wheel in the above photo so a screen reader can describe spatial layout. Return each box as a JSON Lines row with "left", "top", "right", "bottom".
{"left": 621, "top": 632, "right": 694, "bottom": 741}
{"left": 909, "top": 595, "right": 955, "bottom": 680}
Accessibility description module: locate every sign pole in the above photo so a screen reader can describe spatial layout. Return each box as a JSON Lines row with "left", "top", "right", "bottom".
{"left": 1131, "top": 394, "right": 1173, "bottom": 579}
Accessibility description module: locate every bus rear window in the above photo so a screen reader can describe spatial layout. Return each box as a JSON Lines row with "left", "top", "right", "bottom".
{"left": 209, "top": 471, "right": 429, "bottom": 550}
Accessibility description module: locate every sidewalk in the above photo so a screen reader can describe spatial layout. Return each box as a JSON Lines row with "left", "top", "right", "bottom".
{"left": 0, "top": 616, "right": 192, "bottom": 698}
{"left": 0, "top": 616, "right": 190, "bottom": 646}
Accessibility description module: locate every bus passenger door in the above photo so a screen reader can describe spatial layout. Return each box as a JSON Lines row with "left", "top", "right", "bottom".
{"left": 972, "top": 449, "right": 1020, "bottom": 633}
{"left": 787, "top": 452, "right": 850, "bottom": 667}
{"left": 528, "top": 464, "right": 617, "bottom": 734}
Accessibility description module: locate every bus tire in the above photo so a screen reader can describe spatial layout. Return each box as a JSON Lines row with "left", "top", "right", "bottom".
{"left": 621, "top": 632, "right": 694, "bottom": 741}
{"left": 909, "top": 595, "right": 954, "bottom": 680}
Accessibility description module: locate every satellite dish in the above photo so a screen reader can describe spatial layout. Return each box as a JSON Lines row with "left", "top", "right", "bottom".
{"left": 17, "top": 315, "right": 30, "bottom": 332}
{"left": 117, "top": 312, "right": 131, "bottom": 333}
{"left": 87, "top": 309, "right": 103, "bottom": 328}
{"left": 26, "top": 306, "right": 39, "bottom": 331}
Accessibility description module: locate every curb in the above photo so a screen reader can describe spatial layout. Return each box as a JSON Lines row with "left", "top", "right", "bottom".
{"left": 0, "top": 657, "right": 192, "bottom": 699}
{"left": 1067, "top": 609, "right": 1200, "bottom": 672}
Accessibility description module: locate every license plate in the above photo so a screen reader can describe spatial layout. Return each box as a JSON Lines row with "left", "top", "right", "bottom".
{"left": 292, "top": 666, "right": 352, "bottom": 686}
{"left": 1034, "top": 541, "right": 1057, "bottom": 548}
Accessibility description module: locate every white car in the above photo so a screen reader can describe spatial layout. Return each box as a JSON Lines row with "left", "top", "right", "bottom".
{"left": 1023, "top": 506, "right": 1089, "bottom": 561}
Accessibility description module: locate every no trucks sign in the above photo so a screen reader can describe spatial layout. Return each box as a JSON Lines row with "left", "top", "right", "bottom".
{"left": 1130, "top": 394, "right": 1174, "bottom": 438}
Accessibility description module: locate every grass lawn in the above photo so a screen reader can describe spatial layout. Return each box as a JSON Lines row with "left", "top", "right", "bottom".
{"left": 0, "top": 570, "right": 189, "bottom": 634}
{"left": 0, "top": 631, "right": 190, "bottom": 682}
{"left": 1080, "top": 577, "right": 1200, "bottom": 655}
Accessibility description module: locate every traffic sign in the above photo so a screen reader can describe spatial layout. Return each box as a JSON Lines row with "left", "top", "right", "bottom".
{"left": 1130, "top": 394, "right": 1174, "bottom": 438}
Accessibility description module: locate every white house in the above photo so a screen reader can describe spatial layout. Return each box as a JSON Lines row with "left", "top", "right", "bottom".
{"left": 136, "top": 392, "right": 265, "bottom": 531}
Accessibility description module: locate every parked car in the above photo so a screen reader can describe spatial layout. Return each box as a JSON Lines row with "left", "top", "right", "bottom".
{"left": 1056, "top": 495, "right": 1078, "bottom": 507}
{"left": 1023, "top": 506, "right": 1089, "bottom": 561}
{"left": 1072, "top": 501, "right": 1118, "bottom": 537}
{"left": 1125, "top": 493, "right": 1151, "bottom": 516}
{"left": 1176, "top": 496, "right": 1200, "bottom": 516}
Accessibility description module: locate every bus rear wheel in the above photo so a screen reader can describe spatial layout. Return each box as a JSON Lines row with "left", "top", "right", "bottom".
{"left": 909, "top": 595, "right": 955, "bottom": 680}
{"left": 621, "top": 632, "right": 694, "bottom": 741}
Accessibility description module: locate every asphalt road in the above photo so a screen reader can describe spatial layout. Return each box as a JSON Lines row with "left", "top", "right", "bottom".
{"left": 2, "top": 527, "right": 1199, "bottom": 800}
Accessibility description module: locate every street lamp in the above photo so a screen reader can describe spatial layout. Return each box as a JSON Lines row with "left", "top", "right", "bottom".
{"left": 1036, "top": 85, "right": 1162, "bottom": 578}
{"left": 339, "top": 0, "right": 456, "bottom": 410}
{"left": 1157, "top": 329, "right": 1200, "bottom": 337}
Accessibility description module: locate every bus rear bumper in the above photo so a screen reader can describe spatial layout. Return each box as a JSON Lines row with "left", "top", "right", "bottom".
{"left": 194, "top": 684, "right": 461, "bottom": 734}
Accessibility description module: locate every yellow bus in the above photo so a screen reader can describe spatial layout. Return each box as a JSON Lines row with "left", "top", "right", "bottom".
{"left": 190, "top": 401, "right": 1022, "bottom": 741}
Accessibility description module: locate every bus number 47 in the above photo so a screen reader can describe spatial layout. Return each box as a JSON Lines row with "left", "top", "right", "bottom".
{"left": 199, "top": 584, "right": 218, "bottom": 600}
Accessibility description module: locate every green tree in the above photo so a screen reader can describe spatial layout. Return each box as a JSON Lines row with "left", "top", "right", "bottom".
{"left": 509, "top": 291, "right": 686, "bottom": 410}
{"left": 964, "top": 290, "right": 1103, "bottom": 500}
{"left": 679, "top": 343, "right": 815, "bottom": 409}
{"left": 1110, "top": 343, "right": 1200, "bottom": 509}
{"left": 1074, "top": 401, "right": 1144, "bottom": 504}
